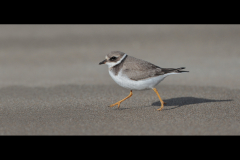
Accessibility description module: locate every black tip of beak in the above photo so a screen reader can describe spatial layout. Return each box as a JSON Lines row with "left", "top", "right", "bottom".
{"left": 99, "top": 59, "right": 107, "bottom": 65}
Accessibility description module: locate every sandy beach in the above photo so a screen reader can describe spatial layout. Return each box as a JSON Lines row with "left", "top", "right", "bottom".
{"left": 0, "top": 25, "right": 240, "bottom": 135}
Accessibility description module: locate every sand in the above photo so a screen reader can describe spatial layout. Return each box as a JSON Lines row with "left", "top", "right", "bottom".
{"left": 0, "top": 25, "right": 240, "bottom": 135}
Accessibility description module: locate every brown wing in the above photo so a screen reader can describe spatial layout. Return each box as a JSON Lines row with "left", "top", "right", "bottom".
{"left": 122, "top": 56, "right": 188, "bottom": 81}
{"left": 122, "top": 56, "right": 164, "bottom": 81}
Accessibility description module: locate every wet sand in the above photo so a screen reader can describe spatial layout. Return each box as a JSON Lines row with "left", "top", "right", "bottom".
{"left": 0, "top": 25, "right": 240, "bottom": 135}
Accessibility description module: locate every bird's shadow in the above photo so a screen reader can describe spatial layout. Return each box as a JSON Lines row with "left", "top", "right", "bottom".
{"left": 152, "top": 97, "right": 233, "bottom": 110}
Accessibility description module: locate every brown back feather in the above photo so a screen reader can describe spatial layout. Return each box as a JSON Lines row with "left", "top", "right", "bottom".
{"left": 111, "top": 55, "right": 188, "bottom": 81}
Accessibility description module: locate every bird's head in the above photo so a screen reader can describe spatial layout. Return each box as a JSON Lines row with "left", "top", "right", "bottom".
{"left": 99, "top": 51, "right": 127, "bottom": 68}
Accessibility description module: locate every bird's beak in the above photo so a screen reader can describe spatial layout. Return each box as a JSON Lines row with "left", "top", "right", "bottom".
{"left": 99, "top": 59, "right": 107, "bottom": 65}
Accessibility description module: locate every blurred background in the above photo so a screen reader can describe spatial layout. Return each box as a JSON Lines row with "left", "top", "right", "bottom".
{"left": 0, "top": 25, "right": 239, "bottom": 89}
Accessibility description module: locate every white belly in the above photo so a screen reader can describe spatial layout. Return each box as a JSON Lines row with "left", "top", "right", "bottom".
{"left": 109, "top": 69, "right": 172, "bottom": 90}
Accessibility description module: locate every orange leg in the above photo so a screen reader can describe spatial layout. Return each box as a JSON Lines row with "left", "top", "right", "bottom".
{"left": 152, "top": 88, "right": 165, "bottom": 111}
{"left": 109, "top": 90, "right": 133, "bottom": 108}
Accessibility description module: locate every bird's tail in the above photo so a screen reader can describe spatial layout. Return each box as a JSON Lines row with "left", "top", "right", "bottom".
{"left": 175, "top": 67, "right": 189, "bottom": 73}
{"left": 161, "top": 67, "right": 189, "bottom": 74}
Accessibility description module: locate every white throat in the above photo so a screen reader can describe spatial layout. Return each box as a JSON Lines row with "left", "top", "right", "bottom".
{"left": 106, "top": 54, "right": 127, "bottom": 68}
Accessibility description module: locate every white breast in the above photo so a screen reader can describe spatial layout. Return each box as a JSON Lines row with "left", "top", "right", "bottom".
{"left": 109, "top": 69, "right": 173, "bottom": 90}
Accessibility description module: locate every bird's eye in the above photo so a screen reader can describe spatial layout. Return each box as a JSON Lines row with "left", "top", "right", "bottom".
{"left": 110, "top": 57, "right": 117, "bottom": 61}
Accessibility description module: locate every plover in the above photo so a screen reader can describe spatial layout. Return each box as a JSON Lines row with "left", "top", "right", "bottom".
{"left": 99, "top": 51, "right": 189, "bottom": 111}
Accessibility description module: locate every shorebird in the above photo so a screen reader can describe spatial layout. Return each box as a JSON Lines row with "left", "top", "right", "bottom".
{"left": 99, "top": 51, "right": 189, "bottom": 111}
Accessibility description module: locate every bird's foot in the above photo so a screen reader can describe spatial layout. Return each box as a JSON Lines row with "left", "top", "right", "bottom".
{"left": 157, "top": 105, "right": 164, "bottom": 111}
{"left": 109, "top": 101, "right": 121, "bottom": 108}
